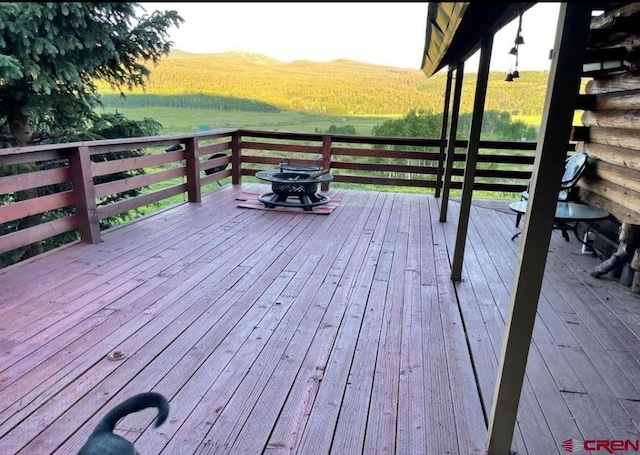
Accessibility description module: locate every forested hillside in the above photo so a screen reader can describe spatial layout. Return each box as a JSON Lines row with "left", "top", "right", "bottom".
{"left": 97, "top": 50, "right": 551, "bottom": 117}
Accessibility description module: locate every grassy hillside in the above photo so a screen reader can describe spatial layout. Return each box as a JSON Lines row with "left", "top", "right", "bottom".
{"left": 97, "top": 50, "right": 551, "bottom": 119}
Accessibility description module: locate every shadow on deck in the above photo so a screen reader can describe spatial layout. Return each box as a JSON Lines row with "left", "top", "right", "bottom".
{"left": 0, "top": 183, "right": 637, "bottom": 455}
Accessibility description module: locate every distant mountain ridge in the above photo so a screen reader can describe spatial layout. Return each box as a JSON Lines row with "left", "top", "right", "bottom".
{"left": 97, "top": 50, "right": 551, "bottom": 117}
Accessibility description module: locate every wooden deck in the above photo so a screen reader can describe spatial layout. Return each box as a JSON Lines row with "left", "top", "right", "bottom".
{"left": 0, "top": 183, "right": 638, "bottom": 455}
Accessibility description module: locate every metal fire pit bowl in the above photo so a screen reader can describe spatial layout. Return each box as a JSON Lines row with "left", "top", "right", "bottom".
{"left": 254, "top": 170, "right": 333, "bottom": 211}
{"left": 271, "top": 172, "right": 317, "bottom": 195}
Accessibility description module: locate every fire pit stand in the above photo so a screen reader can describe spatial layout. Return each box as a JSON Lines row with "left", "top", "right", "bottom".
{"left": 255, "top": 169, "right": 333, "bottom": 211}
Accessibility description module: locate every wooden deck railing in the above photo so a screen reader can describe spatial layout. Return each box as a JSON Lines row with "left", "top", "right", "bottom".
{"left": 0, "top": 128, "right": 573, "bottom": 264}
{"left": 237, "top": 130, "right": 549, "bottom": 193}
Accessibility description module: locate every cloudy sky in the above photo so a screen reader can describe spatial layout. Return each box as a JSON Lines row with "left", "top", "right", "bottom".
{"left": 140, "top": 2, "right": 561, "bottom": 73}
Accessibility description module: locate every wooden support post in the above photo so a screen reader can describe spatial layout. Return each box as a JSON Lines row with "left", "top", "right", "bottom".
{"left": 486, "top": 4, "right": 593, "bottom": 454}
{"left": 591, "top": 223, "right": 640, "bottom": 278}
{"left": 321, "top": 135, "right": 332, "bottom": 192}
{"left": 439, "top": 62, "right": 464, "bottom": 222}
{"left": 69, "top": 146, "right": 101, "bottom": 244}
{"left": 435, "top": 68, "right": 454, "bottom": 198}
{"left": 231, "top": 130, "right": 242, "bottom": 185}
{"left": 451, "top": 33, "right": 493, "bottom": 282}
{"left": 184, "top": 137, "right": 201, "bottom": 203}
{"left": 632, "top": 249, "right": 640, "bottom": 293}
{"left": 590, "top": 242, "right": 632, "bottom": 278}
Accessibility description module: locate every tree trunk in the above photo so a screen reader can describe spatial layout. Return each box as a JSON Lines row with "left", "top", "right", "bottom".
{"left": 8, "top": 108, "right": 33, "bottom": 146}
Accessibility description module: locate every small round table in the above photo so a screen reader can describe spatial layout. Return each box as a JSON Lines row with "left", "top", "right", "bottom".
{"left": 509, "top": 201, "right": 610, "bottom": 242}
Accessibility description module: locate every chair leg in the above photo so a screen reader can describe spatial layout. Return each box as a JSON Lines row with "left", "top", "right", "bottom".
{"left": 515, "top": 212, "right": 522, "bottom": 227}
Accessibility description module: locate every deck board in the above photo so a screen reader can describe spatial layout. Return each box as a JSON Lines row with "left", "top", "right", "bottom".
{"left": 467, "top": 204, "right": 584, "bottom": 450}
{"left": 395, "top": 195, "right": 427, "bottom": 455}
{"left": 0, "top": 184, "right": 638, "bottom": 454}
{"left": 461, "top": 201, "right": 640, "bottom": 454}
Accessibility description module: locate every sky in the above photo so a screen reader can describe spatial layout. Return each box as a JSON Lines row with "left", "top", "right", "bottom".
{"left": 139, "top": 2, "right": 561, "bottom": 73}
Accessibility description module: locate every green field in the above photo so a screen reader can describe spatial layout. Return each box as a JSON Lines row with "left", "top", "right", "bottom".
{"left": 100, "top": 105, "right": 589, "bottom": 136}
{"left": 513, "top": 112, "right": 583, "bottom": 128}
{"left": 97, "top": 106, "right": 398, "bottom": 135}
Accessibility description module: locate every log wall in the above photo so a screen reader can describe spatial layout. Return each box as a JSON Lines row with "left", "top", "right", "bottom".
{"left": 578, "top": 84, "right": 640, "bottom": 224}
{"left": 576, "top": 3, "right": 640, "bottom": 291}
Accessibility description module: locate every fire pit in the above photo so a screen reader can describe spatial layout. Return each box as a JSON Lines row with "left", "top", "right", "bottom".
{"left": 254, "top": 169, "right": 333, "bottom": 211}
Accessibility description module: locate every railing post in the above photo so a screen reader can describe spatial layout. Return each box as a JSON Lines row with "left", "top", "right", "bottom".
{"left": 69, "top": 146, "right": 101, "bottom": 244}
{"left": 231, "top": 131, "right": 242, "bottom": 185}
{"left": 184, "top": 137, "right": 201, "bottom": 203}
{"left": 321, "top": 135, "right": 332, "bottom": 191}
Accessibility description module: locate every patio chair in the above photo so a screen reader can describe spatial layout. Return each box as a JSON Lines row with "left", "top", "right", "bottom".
{"left": 515, "top": 151, "right": 588, "bottom": 227}
{"left": 204, "top": 152, "right": 230, "bottom": 185}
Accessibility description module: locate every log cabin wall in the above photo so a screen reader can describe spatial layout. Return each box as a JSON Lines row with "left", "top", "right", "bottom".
{"left": 574, "top": 2, "right": 640, "bottom": 292}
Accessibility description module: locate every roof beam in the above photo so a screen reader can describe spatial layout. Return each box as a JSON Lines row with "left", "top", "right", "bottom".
{"left": 422, "top": 2, "right": 534, "bottom": 77}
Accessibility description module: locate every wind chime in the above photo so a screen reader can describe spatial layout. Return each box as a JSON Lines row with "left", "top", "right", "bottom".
{"left": 505, "top": 11, "right": 525, "bottom": 82}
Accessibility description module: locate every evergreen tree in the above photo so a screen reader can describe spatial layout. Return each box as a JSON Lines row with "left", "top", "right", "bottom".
{"left": 0, "top": 3, "right": 183, "bottom": 265}
{"left": 0, "top": 2, "right": 183, "bottom": 146}
{"left": 372, "top": 109, "right": 442, "bottom": 138}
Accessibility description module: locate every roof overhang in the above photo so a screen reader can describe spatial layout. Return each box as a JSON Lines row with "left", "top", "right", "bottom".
{"left": 421, "top": 2, "right": 536, "bottom": 77}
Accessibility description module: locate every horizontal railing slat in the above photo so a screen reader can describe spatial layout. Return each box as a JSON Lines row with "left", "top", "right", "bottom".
{"left": 96, "top": 183, "right": 187, "bottom": 220}
{"left": 0, "top": 191, "right": 74, "bottom": 224}
{"left": 94, "top": 166, "right": 186, "bottom": 199}
{"left": 331, "top": 161, "right": 438, "bottom": 174}
{"left": 91, "top": 150, "right": 184, "bottom": 177}
{"left": 0, "top": 167, "right": 70, "bottom": 194}
{"left": 333, "top": 174, "right": 435, "bottom": 188}
{"left": 198, "top": 141, "right": 232, "bottom": 156}
{"left": 200, "top": 155, "right": 231, "bottom": 173}
{"left": 242, "top": 141, "right": 323, "bottom": 154}
{"left": 0, "top": 150, "right": 69, "bottom": 167}
{"left": 0, "top": 216, "right": 77, "bottom": 255}
{"left": 331, "top": 147, "right": 439, "bottom": 160}
{"left": 200, "top": 169, "right": 232, "bottom": 187}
